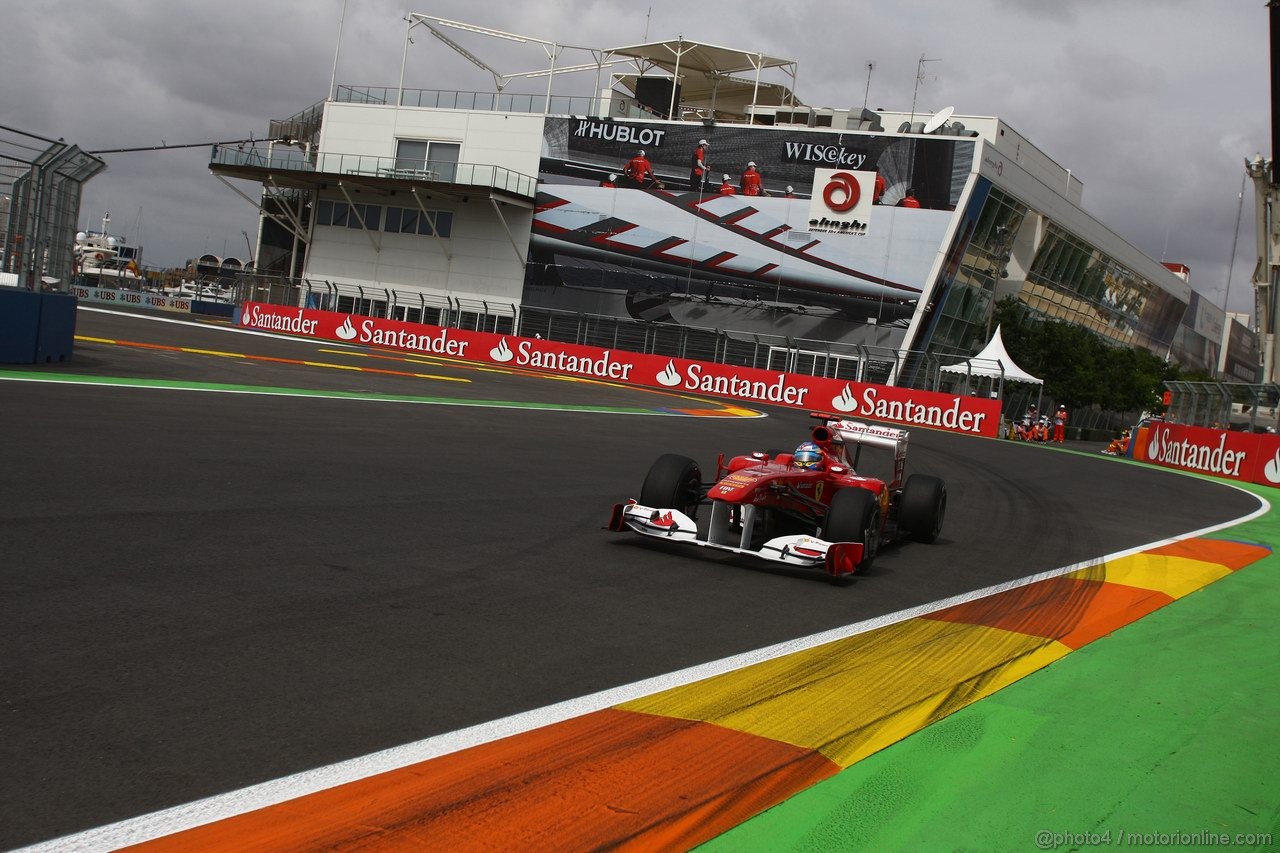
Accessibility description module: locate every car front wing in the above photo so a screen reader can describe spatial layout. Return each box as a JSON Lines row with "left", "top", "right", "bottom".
{"left": 607, "top": 499, "right": 863, "bottom": 576}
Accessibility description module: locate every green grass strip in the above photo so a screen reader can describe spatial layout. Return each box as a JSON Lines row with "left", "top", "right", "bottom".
{"left": 0, "top": 371, "right": 719, "bottom": 416}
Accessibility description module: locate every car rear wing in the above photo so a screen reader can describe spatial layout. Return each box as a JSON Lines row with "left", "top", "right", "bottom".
{"left": 809, "top": 411, "right": 909, "bottom": 454}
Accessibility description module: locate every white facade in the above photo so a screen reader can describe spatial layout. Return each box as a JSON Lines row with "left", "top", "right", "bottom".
{"left": 303, "top": 102, "right": 544, "bottom": 305}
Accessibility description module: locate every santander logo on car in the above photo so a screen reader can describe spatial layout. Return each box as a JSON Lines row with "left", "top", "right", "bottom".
{"left": 1144, "top": 425, "right": 1245, "bottom": 477}
{"left": 829, "top": 383, "right": 989, "bottom": 434}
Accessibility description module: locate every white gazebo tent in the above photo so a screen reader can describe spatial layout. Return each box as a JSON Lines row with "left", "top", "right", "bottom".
{"left": 939, "top": 325, "right": 1043, "bottom": 412}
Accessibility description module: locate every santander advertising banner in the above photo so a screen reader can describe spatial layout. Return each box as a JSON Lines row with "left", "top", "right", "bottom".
{"left": 1135, "top": 420, "right": 1280, "bottom": 487}
{"left": 238, "top": 303, "right": 1002, "bottom": 436}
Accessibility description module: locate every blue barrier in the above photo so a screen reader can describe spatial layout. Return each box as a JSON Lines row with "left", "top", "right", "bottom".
{"left": 191, "top": 300, "right": 236, "bottom": 318}
{"left": 36, "top": 293, "right": 77, "bottom": 362}
{"left": 0, "top": 289, "right": 76, "bottom": 363}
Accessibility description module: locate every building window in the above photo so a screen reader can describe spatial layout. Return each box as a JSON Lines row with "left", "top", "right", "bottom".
{"left": 425, "top": 211, "right": 453, "bottom": 237}
{"left": 379, "top": 205, "right": 454, "bottom": 238}
{"left": 329, "top": 201, "right": 350, "bottom": 227}
{"left": 317, "top": 200, "right": 382, "bottom": 230}
{"left": 396, "top": 139, "right": 461, "bottom": 181}
{"left": 348, "top": 203, "right": 381, "bottom": 230}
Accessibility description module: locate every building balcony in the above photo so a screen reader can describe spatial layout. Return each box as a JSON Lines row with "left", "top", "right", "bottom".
{"left": 209, "top": 145, "right": 538, "bottom": 204}
{"left": 335, "top": 85, "right": 638, "bottom": 118}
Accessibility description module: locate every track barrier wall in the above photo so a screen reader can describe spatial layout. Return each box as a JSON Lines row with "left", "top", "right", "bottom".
{"left": 1132, "top": 420, "right": 1280, "bottom": 487}
{"left": 236, "top": 302, "right": 1003, "bottom": 437}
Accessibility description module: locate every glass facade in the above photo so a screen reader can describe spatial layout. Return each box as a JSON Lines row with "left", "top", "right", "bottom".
{"left": 1027, "top": 225, "right": 1156, "bottom": 347}
{"left": 914, "top": 178, "right": 1240, "bottom": 374}
{"left": 922, "top": 185, "right": 1028, "bottom": 359}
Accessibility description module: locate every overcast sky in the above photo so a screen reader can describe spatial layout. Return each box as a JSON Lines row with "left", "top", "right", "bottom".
{"left": 3, "top": 0, "right": 1270, "bottom": 317}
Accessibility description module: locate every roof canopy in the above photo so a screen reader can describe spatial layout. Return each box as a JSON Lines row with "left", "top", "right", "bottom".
{"left": 604, "top": 39, "right": 799, "bottom": 120}
{"left": 940, "top": 325, "right": 1043, "bottom": 385}
{"left": 603, "top": 39, "right": 795, "bottom": 78}
{"left": 402, "top": 17, "right": 801, "bottom": 124}
{"left": 612, "top": 73, "right": 799, "bottom": 120}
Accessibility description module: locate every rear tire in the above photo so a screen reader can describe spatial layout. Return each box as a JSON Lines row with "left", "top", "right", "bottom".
{"left": 639, "top": 454, "right": 703, "bottom": 515}
{"left": 822, "top": 488, "right": 880, "bottom": 571}
{"left": 899, "top": 474, "right": 946, "bottom": 543}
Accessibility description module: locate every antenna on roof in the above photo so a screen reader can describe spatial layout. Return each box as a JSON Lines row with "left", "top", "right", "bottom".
{"left": 909, "top": 54, "right": 939, "bottom": 125}
{"left": 863, "top": 62, "right": 873, "bottom": 110}
{"left": 644, "top": 6, "right": 652, "bottom": 41}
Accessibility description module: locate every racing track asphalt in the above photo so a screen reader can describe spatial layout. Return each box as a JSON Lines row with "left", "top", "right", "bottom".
{"left": 0, "top": 308, "right": 1264, "bottom": 848}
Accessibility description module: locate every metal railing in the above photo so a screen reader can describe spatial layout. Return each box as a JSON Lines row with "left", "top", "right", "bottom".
{"left": 334, "top": 85, "right": 657, "bottom": 120}
{"left": 209, "top": 146, "right": 538, "bottom": 198}
{"left": 229, "top": 275, "right": 518, "bottom": 335}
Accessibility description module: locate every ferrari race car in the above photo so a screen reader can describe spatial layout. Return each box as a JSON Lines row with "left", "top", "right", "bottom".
{"left": 608, "top": 413, "right": 947, "bottom": 579}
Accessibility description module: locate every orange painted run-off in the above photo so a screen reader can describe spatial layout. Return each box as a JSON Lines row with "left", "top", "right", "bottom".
{"left": 925, "top": 538, "right": 1268, "bottom": 649}
{"left": 1145, "top": 538, "right": 1270, "bottom": 570}
{"left": 926, "top": 576, "right": 1174, "bottom": 650}
{"left": 127, "top": 709, "right": 837, "bottom": 852}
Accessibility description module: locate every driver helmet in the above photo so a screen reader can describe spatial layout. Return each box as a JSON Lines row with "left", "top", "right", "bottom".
{"left": 793, "top": 441, "right": 824, "bottom": 470}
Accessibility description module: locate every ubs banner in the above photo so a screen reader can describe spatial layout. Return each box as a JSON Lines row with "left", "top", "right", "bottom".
{"left": 68, "top": 285, "right": 192, "bottom": 312}
{"left": 239, "top": 303, "right": 1001, "bottom": 437}
{"left": 1135, "top": 420, "right": 1280, "bottom": 487}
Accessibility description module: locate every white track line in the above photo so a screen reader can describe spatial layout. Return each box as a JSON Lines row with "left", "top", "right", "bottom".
{"left": 76, "top": 305, "right": 364, "bottom": 347}
{"left": 23, "top": 484, "right": 1270, "bottom": 852}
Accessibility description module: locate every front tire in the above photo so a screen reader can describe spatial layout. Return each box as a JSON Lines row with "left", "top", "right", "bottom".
{"left": 899, "top": 474, "right": 947, "bottom": 543}
{"left": 822, "top": 488, "right": 881, "bottom": 571}
{"left": 640, "top": 454, "right": 703, "bottom": 515}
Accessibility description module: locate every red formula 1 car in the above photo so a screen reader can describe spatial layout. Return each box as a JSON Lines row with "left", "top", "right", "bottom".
{"left": 608, "top": 412, "right": 947, "bottom": 580}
